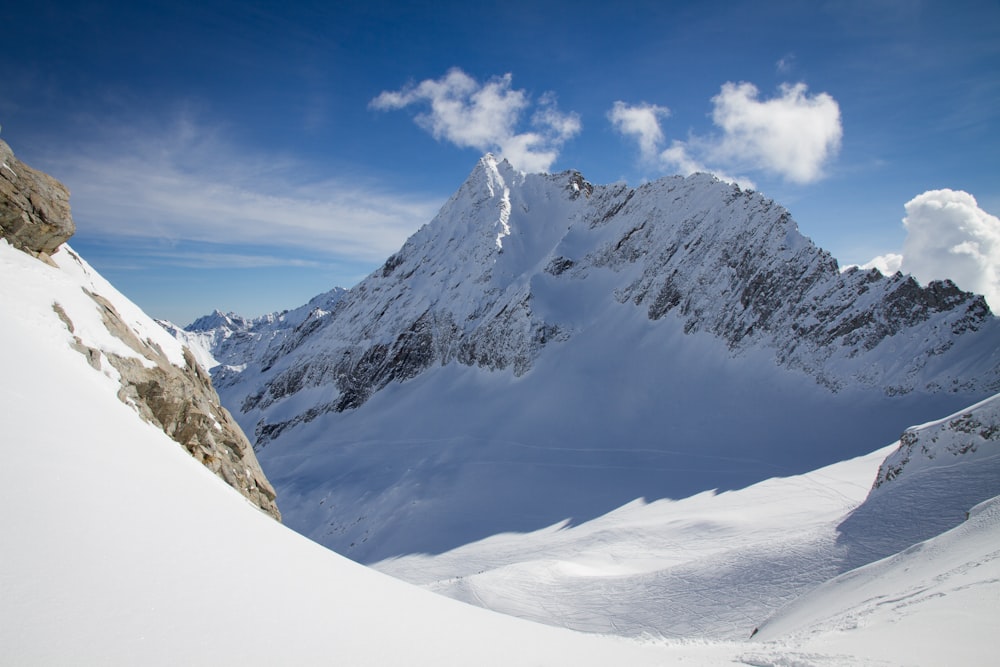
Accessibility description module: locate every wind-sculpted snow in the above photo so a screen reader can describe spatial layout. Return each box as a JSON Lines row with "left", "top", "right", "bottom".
{"left": 193, "top": 154, "right": 1000, "bottom": 560}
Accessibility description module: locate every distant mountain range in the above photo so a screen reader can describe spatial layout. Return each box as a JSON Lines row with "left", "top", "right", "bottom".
{"left": 175, "top": 155, "right": 1000, "bottom": 562}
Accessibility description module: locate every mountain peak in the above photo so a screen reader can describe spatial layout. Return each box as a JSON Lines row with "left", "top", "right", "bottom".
{"left": 192, "top": 156, "right": 999, "bottom": 560}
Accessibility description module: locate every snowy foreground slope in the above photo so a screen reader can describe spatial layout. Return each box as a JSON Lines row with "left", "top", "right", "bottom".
{"left": 376, "top": 446, "right": 895, "bottom": 639}
{"left": 4, "top": 238, "right": 999, "bottom": 666}
{"left": 751, "top": 496, "right": 1000, "bottom": 666}
{"left": 376, "top": 392, "right": 1000, "bottom": 643}
{"left": 192, "top": 156, "right": 1000, "bottom": 562}
{"left": 0, "top": 239, "right": 707, "bottom": 665}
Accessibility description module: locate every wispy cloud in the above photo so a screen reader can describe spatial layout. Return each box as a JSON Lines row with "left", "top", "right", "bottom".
{"left": 607, "top": 101, "right": 670, "bottom": 162}
{"left": 370, "top": 68, "right": 580, "bottom": 173}
{"left": 86, "top": 245, "right": 340, "bottom": 271}
{"left": 776, "top": 53, "right": 796, "bottom": 74}
{"left": 45, "top": 116, "right": 444, "bottom": 266}
{"left": 611, "top": 81, "right": 843, "bottom": 186}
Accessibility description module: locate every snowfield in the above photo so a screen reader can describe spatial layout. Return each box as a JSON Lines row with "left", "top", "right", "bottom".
{"left": 2, "top": 237, "right": 998, "bottom": 665}
{"left": 375, "top": 446, "right": 896, "bottom": 639}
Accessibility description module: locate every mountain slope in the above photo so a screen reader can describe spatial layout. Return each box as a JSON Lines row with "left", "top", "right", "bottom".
{"left": 0, "top": 138, "right": 278, "bottom": 518}
{"left": 749, "top": 394, "right": 1000, "bottom": 660}
{"left": 836, "top": 390, "right": 1000, "bottom": 569}
{"left": 748, "top": 495, "right": 1000, "bottom": 667}
{"left": 203, "top": 155, "right": 1000, "bottom": 561}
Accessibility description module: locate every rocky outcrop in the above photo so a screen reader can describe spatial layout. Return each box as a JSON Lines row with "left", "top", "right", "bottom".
{"left": 54, "top": 287, "right": 280, "bottom": 519}
{"left": 1, "top": 139, "right": 279, "bottom": 519}
{"left": 873, "top": 392, "right": 1000, "bottom": 489}
{"left": 835, "top": 392, "right": 1000, "bottom": 569}
{"left": 0, "top": 139, "right": 75, "bottom": 262}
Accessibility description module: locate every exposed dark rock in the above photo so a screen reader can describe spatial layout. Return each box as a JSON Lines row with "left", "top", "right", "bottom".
{"left": 0, "top": 139, "right": 75, "bottom": 261}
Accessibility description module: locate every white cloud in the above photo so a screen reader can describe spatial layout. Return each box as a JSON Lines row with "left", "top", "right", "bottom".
{"left": 610, "top": 81, "right": 842, "bottom": 186}
{"left": 47, "top": 118, "right": 443, "bottom": 264}
{"left": 709, "top": 82, "right": 842, "bottom": 184}
{"left": 371, "top": 68, "right": 580, "bottom": 172}
{"left": 608, "top": 101, "right": 670, "bottom": 161}
{"left": 898, "top": 189, "right": 1000, "bottom": 311}
{"left": 856, "top": 253, "right": 903, "bottom": 275}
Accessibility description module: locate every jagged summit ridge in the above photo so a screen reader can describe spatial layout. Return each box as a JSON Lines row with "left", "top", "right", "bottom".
{"left": 212, "top": 161, "right": 997, "bottom": 445}
{"left": 187, "top": 156, "right": 1000, "bottom": 560}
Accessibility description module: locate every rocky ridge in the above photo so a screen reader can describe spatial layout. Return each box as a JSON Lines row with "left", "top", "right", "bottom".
{"left": 208, "top": 155, "right": 999, "bottom": 447}
{"left": 0, "top": 139, "right": 279, "bottom": 520}
{"left": 182, "top": 154, "right": 1000, "bottom": 561}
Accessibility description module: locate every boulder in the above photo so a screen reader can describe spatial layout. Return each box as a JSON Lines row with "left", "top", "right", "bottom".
{"left": 0, "top": 139, "right": 75, "bottom": 259}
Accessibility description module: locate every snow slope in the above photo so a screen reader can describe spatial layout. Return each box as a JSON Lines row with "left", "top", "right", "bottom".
{"left": 0, "top": 239, "right": 723, "bottom": 665}
{"left": 749, "top": 495, "right": 1000, "bottom": 667}
{"left": 201, "top": 157, "right": 1000, "bottom": 562}
{"left": 375, "top": 392, "right": 1000, "bottom": 651}
{"left": 2, "top": 218, "right": 997, "bottom": 666}
{"left": 376, "top": 446, "right": 894, "bottom": 639}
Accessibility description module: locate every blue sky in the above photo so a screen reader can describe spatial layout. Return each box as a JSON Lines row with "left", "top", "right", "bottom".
{"left": 2, "top": 0, "right": 998, "bottom": 325}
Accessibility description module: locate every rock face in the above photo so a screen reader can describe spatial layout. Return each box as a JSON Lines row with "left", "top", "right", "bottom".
{"left": 0, "top": 139, "right": 279, "bottom": 520}
{"left": 0, "top": 139, "right": 75, "bottom": 261}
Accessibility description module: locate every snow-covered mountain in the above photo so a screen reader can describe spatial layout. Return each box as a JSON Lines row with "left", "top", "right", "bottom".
{"left": 196, "top": 154, "right": 1000, "bottom": 562}
{"left": 4, "top": 139, "right": 998, "bottom": 665}
{"left": 159, "top": 286, "right": 347, "bottom": 373}
{"left": 3, "top": 237, "right": 996, "bottom": 667}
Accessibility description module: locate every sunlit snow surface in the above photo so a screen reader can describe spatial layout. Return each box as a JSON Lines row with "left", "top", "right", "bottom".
{"left": 376, "top": 447, "right": 892, "bottom": 639}
{"left": 2, "top": 238, "right": 998, "bottom": 665}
